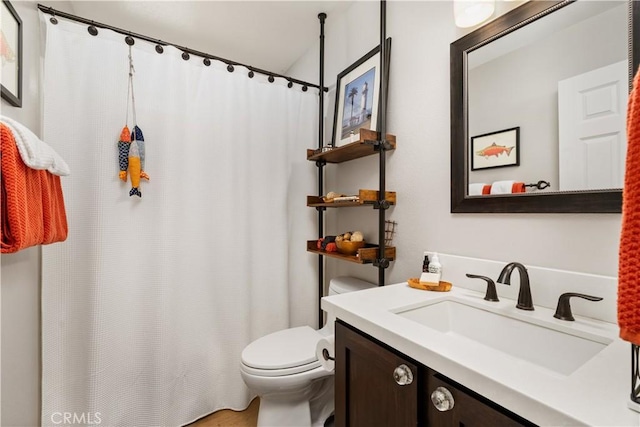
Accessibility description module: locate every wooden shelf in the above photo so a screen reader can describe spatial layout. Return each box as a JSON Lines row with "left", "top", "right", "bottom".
{"left": 307, "top": 189, "right": 397, "bottom": 208}
{"left": 307, "top": 129, "right": 397, "bottom": 163}
{"left": 307, "top": 197, "right": 361, "bottom": 208}
{"left": 306, "top": 240, "right": 396, "bottom": 264}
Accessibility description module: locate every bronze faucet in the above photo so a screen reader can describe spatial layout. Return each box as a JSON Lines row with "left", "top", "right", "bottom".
{"left": 497, "top": 262, "right": 534, "bottom": 311}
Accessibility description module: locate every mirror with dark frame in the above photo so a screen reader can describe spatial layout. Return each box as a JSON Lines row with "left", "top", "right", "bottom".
{"left": 451, "top": 0, "right": 638, "bottom": 213}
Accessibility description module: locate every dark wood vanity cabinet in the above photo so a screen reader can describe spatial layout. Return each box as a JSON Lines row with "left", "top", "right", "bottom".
{"left": 426, "top": 373, "right": 532, "bottom": 427}
{"left": 335, "top": 320, "right": 419, "bottom": 426}
{"left": 335, "top": 321, "right": 536, "bottom": 427}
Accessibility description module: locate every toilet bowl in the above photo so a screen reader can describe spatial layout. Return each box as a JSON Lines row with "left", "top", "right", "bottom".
{"left": 240, "top": 276, "right": 374, "bottom": 427}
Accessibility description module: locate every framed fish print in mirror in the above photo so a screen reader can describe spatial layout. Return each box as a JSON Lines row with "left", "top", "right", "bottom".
{"left": 471, "top": 127, "right": 520, "bottom": 171}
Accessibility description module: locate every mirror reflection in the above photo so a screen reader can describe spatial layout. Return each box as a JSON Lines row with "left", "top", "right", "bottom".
{"left": 467, "top": 1, "right": 628, "bottom": 197}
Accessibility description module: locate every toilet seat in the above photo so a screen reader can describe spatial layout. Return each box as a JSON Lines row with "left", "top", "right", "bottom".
{"left": 241, "top": 326, "right": 323, "bottom": 377}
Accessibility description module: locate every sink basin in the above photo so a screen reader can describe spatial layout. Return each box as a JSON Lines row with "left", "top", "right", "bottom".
{"left": 396, "top": 299, "right": 613, "bottom": 375}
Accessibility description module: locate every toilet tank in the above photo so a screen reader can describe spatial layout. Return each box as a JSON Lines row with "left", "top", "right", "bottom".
{"left": 322, "top": 277, "right": 375, "bottom": 335}
{"left": 328, "top": 276, "right": 376, "bottom": 296}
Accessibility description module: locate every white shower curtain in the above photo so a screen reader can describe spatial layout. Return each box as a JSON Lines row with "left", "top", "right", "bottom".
{"left": 40, "top": 16, "right": 317, "bottom": 426}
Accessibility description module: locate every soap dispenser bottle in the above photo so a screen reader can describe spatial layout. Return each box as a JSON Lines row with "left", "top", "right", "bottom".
{"left": 429, "top": 253, "right": 442, "bottom": 275}
{"left": 422, "top": 253, "right": 430, "bottom": 272}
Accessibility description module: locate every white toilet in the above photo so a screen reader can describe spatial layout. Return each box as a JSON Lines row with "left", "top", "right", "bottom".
{"left": 240, "top": 276, "right": 375, "bottom": 427}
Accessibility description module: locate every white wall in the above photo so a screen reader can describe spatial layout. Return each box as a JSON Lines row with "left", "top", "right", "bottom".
{"left": 287, "top": 1, "right": 622, "bottom": 290}
{"left": 1, "top": 2, "right": 74, "bottom": 426}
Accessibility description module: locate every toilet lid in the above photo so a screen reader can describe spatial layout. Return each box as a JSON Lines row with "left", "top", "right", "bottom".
{"left": 242, "top": 326, "right": 322, "bottom": 371}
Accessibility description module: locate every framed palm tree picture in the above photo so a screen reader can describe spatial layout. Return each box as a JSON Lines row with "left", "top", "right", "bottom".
{"left": 331, "top": 38, "right": 391, "bottom": 147}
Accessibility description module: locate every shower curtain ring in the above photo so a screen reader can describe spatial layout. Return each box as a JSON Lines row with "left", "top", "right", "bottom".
{"left": 125, "top": 34, "right": 135, "bottom": 46}
{"left": 203, "top": 58, "right": 211, "bottom": 66}
{"left": 49, "top": 9, "right": 58, "bottom": 25}
{"left": 155, "top": 41, "right": 164, "bottom": 54}
{"left": 88, "top": 22, "right": 98, "bottom": 36}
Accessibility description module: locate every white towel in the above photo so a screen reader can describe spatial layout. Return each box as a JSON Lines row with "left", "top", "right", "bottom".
{"left": 0, "top": 116, "right": 70, "bottom": 176}
{"left": 490, "top": 180, "right": 515, "bottom": 194}
{"left": 469, "top": 183, "right": 487, "bottom": 196}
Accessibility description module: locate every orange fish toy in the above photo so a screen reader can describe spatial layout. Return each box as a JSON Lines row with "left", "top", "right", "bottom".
{"left": 118, "top": 126, "right": 130, "bottom": 182}
{"left": 132, "top": 125, "right": 149, "bottom": 181}
{"left": 128, "top": 139, "right": 142, "bottom": 197}
{"left": 476, "top": 142, "right": 514, "bottom": 158}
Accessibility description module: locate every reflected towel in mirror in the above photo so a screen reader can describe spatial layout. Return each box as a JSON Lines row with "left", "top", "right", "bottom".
{"left": 489, "top": 181, "right": 525, "bottom": 194}
{"left": 469, "top": 183, "right": 491, "bottom": 195}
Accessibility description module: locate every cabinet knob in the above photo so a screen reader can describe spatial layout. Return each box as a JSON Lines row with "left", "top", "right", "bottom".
{"left": 393, "top": 364, "right": 414, "bottom": 386}
{"left": 431, "top": 386, "right": 455, "bottom": 412}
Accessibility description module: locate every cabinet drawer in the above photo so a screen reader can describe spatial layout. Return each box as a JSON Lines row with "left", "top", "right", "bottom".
{"left": 425, "top": 372, "right": 536, "bottom": 427}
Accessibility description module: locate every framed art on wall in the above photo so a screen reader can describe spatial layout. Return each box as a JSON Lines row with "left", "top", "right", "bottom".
{"left": 331, "top": 38, "right": 391, "bottom": 147}
{"left": 1, "top": 0, "right": 22, "bottom": 107}
{"left": 470, "top": 127, "right": 520, "bottom": 170}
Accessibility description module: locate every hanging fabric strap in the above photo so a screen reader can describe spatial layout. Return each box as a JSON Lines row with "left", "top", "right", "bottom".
{"left": 125, "top": 44, "right": 137, "bottom": 126}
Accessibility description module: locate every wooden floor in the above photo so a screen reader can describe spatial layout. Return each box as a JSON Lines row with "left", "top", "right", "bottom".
{"left": 189, "top": 398, "right": 259, "bottom": 427}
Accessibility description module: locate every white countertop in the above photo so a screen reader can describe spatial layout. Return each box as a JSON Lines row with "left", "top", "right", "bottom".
{"left": 322, "top": 283, "right": 640, "bottom": 426}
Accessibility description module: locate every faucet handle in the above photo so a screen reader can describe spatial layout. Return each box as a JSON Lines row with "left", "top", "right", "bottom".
{"left": 553, "top": 292, "right": 603, "bottom": 321}
{"left": 466, "top": 274, "right": 499, "bottom": 302}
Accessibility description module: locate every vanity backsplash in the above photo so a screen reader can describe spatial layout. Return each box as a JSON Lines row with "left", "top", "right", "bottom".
{"left": 426, "top": 252, "right": 617, "bottom": 324}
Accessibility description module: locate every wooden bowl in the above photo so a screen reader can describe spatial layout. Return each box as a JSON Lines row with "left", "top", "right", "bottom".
{"left": 336, "top": 240, "right": 366, "bottom": 255}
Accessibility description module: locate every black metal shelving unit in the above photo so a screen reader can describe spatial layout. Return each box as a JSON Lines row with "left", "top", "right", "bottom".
{"left": 316, "top": 13, "right": 326, "bottom": 329}
{"left": 311, "top": 1, "right": 395, "bottom": 328}
{"left": 374, "top": 0, "right": 392, "bottom": 287}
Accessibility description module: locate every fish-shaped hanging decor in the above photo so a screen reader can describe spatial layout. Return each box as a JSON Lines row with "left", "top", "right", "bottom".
{"left": 132, "top": 125, "right": 149, "bottom": 181}
{"left": 118, "top": 126, "right": 131, "bottom": 182}
{"left": 120, "top": 45, "right": 148, "bottom": 198}
{"left": 128, "top": 139, "right": 142, "bottom": 197}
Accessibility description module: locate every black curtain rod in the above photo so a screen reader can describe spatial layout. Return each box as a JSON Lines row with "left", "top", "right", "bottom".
{"left": 37, "top": 4, "right": 327, "bottom": 92}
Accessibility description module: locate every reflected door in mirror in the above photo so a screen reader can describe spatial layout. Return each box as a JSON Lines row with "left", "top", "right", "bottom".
{"left": 558, "top": 60, "right": 628, "bottom": 191}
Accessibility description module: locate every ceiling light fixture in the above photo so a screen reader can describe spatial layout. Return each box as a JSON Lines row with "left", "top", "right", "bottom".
{"left": 454, "top": 0, "right": 495, "bottom": 28}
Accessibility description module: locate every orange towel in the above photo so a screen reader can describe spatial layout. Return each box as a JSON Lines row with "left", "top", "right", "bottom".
{"left": 1, "top": 123, "right": 68, "bottom": 253}
{"left": 511, "top": 182, "right": 525, "bottom": 193}
{"left": 619, "top": 70, "right": 640, "bottom": 345}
